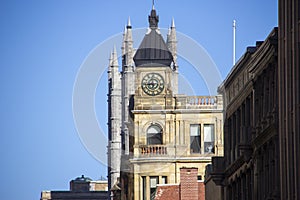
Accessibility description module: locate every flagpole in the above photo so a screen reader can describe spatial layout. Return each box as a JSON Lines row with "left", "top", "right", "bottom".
{"left": 233, "top": 20, "right": 236, "bottom": 65}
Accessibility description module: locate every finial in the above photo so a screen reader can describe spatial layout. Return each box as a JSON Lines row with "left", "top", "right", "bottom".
{"left": 127, "top": 17, "right": 132, "bottom": 29}
{"left": 149, "top": 1, "right": 159, "bottom": 28}
{"left": 152, "top": 0, "right": 155, "bottom": 10}
{"left": 171, "top": 18, "right": 175, "bottom": 28}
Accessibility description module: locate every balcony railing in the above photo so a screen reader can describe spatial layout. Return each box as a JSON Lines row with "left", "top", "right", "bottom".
{"left": 133, "top": 95, "right": 223, "bottom": 111}
{"left": 176, "top": 95, "right": 222, "bottom": 109}
{"left": 140, "top": 145, "right": 167, "bottom": 155}
{"left": 188, "top": 96, "right": 216, "bottom": 105}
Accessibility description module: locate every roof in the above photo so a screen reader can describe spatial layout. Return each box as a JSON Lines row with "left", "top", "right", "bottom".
{"left": 133, "top": 8, "right": 173, "bottom": 67}
{"left": 134, "top": 29, "right": 173, "bottom": 67}
{"left": 73, "top": 175, "right": 92, "bottom": 182}
{"left": 155, "top": 184, "right": 179, "bottom": 200}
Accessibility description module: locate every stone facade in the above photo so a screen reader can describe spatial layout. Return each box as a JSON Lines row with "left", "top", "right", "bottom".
{"left": 107, "top": 46, "right": 122, "bottom": 196}
{"left": 107, "top": 5, "right": 224, "bottom": 200}
{"left": 204, "top": 165, "right": 222, "bottom": 200}
{"left": 206, "top": 1, "right": 300, "bottom": 199}
{"left": 125, "top": 95, "right": 223, "bottom": 200}
{"left": 206, "top": 28, "right": 279, "bottom": 199}
{"left": 278, "top": 0, "right": 300, "bottom": 199}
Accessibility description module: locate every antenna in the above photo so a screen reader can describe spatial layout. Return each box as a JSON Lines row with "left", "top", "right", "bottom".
{"left": 152, "top": 0, "right": 155, "bottom": 9}
{"left": 233, "top": 20, "right": 236, "bottom": 65}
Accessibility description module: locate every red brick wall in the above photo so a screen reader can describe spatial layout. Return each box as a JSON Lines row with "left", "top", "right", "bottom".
{"left": 180, "top": 168, "right": 198, "bottom": 200}
{"left": 154, "top": 168, "right": 206, "bottom": 200}
{"left": 155, "top": 185, "right": 179, "bottom": 200}
{"left": 198, "top": 181, "right": 205, "bottom": 200}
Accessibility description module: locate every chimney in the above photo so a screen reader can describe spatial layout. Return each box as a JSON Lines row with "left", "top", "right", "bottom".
{"left": 180, "top": 168, "right": 199, "bottom": 200}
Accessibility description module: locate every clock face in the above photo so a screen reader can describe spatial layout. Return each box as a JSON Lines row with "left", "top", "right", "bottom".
{"left": 141, "top": 73, "right": 165, "bottom": 96}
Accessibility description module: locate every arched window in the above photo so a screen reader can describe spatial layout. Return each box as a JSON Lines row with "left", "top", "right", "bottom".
{"left": 147, "top": 125, "right": 162, "bottom": 145}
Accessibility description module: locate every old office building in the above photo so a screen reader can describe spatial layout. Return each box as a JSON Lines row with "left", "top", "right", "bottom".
{"left": 206, "top": 28, "right": 279, "bottom": 200}
{"left": 207, "top": 0, "right": 300, "bottom": 199}
{"left": 107, "top": 5, "right": 224, "bottom": 200}
{"left": 278, "top": 0, "right": 300, "bottom": 199}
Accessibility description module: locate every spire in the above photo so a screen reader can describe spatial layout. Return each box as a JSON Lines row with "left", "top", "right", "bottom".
{"left": 108, "top": 51, "right": 113, "bottom": 80}
{"left": 112, "top": 45, "right": 119, "bottom": 67}
{"left": 148, "top": 5, "right": 159, "bottom": 28}
{"left": 167, "top": 18, "right": 178, "bottom": 68}
{"left": 122, "top": 25, "right": 127, "bottom": 56}
{"left": 122, "top": 17, "right": 134, "bottom": 70}
{"left": 109, "top": 51, "right": 113, "bottom": 67}
{"left": 125, "top": 18, "right": 133, "bottom": 41}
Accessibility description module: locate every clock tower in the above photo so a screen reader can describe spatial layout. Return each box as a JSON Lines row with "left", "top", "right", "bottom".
{"left": 133, "top": 5, "right": 178, "bottom": 109}
{"left": 107, "top": 5, "right": 223, "bottom": 200}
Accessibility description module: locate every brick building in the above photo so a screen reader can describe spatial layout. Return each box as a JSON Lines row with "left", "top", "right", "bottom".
{"left": 154, "top": 168, "right": 205, "bottom": 200}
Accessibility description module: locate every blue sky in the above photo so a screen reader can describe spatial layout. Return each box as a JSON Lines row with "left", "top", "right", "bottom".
{"left": 0, "top": 1, "right": 277, "bottom": 199}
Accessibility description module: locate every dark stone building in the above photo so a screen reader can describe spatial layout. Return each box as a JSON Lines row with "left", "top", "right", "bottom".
{"left": 206, "top": 1, "right": 300, "bottom": 199}
{"left": 206, "top": 28, "right": 279, "bottom": 199}
{"left": 278, "top": 0, "right": 300, "bottom": 199}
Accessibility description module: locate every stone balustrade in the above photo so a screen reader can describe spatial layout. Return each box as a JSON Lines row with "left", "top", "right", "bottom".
{"left": 187, "top": 96, "right": 216, "bottom": 105}
{"left": 176, "top": 95, "right": 222, "bottom": 109}
{"left": 140, "top": 145, "right": 167, "bottom": 155}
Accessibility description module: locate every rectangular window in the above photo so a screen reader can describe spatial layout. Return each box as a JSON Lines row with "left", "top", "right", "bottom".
{"left": 190, "top": 124, "right": 201, "bottom": 153}
{"left": 150, "top": 176, "right": 158, "bottom": 200}
{"left": 204, "top": 124, "right": 215, "bottom": 153}
{"left": 162, "top": 176, "right": 167, "bottom": 184}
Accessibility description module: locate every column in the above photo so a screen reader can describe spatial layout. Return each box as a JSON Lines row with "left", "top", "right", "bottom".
{"left": 146, "top": 176, "right": 150, "bottom": 200}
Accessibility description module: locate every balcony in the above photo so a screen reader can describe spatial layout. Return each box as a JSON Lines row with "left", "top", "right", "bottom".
{"left": 133, "top": 95, "right": 223, "bottom": 111}
{"left": 140, "top": 145, "right": 167, "bottom": 156}
{"left": 176, "top": 95, "right": 223, "bottom": 110}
